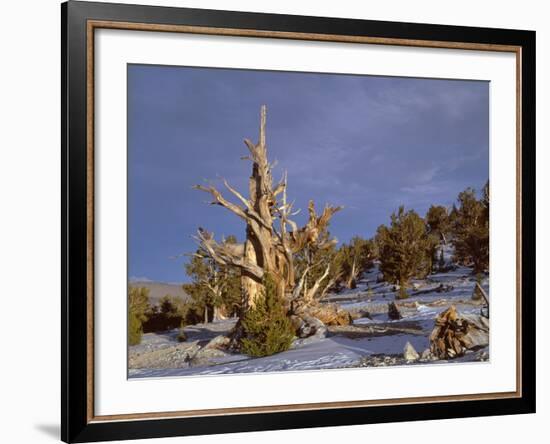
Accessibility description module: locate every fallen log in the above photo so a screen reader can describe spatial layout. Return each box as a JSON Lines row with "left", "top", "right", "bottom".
{"left": 305, "top": 303, "right": 352, "bottom": 326}
{"left": 473, "top": 282, "right": 490, "bottom": 306}
{"left": 429, "top": 305, "right": 489, "bottom": 359}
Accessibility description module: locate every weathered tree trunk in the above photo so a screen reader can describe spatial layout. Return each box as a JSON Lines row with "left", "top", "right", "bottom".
{"left": 212, "top": 305, "right": 226, "bottom": 321}
{"left": 242, "top": 238, "right": 262, "bottom": 309}
{"left": 346, "top": 258, "right": 357, "bottom": 289}
{"left": 241, "top": 105, "right": 284, "bottom": 306}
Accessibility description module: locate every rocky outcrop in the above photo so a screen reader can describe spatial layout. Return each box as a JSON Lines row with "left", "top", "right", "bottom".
{"left": 128, "top": 341, "right": 201, "bottom": 369}
{"left": 203, "top": 334, "right": 231, "bottom": 350}
{"left": 191, "top": 345, "right": 229, "bottom": 366}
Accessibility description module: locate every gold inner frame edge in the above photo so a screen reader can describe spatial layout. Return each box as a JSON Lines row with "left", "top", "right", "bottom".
{"left": 85, "top": 19, "right": 523, "bottom": 423}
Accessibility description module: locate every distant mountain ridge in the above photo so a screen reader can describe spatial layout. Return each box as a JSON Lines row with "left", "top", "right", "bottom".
{"left": 129, "top": 279, "right": 190, "bottom": 305}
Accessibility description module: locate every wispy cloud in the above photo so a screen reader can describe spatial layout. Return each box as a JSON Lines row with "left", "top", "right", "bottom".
{"left": 128, "top": 66, "right": 489, "bottom": 282}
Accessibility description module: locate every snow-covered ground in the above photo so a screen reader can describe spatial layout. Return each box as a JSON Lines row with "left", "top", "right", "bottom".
{"left": 130, "top": 333, "right": 431, "bottom": 378}
{"left": 129, "top": 248, "right": 489, "bottom": 379}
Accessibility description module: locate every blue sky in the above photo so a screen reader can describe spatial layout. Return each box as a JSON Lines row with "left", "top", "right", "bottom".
{"left": 128, "top": 64, "right": 489, "bottom": 283}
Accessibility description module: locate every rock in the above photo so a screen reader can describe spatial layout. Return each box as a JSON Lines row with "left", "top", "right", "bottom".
{"left": 177, "top": 330, "right": 187, "bottom": 342}
{"left": 358, "top": 309, "right": 372, "bottom": 319}
{"left": 436, "top": 283, "right": 454, "bottom": 293}
{"left": 128, "top": 340, "right": 200, "bottom": 369}
{"left": 179, "top": 341, "right": 201, "bottom": 360}
{"left": 388, "top": 302, "right": 402, "bottom": 320}
{"left": 412, "top": 283, "right": 420, "bottom": 291}
{"left": 403, "top": 341, "right": 419, "bottom": 361}
{"left": 429, "top": 305, "right": 489, "bottom": 359}
{"left": 298, "top": 316, "right": 327, "bottom": 339}
{"left": 204, "top": 335, "right": 230, "bottom": 350}
{"left": 477, "top": 350, "right": 489, "bottom": 361}
{"left": 290, "top": 315, "right": 304, "bottom": 333}
{"left": 191, "top": 346, "right": 228, "bottom": 366}
{"left": 350, "top": 309, "right": 371, "bottom": 321}
{"left": 421, "top": 348, "right": 435, "bottom": 361}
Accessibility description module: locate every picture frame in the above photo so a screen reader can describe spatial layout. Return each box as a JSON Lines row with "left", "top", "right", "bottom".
{"left": 61, "top": 1, "right": 536, "bottom": 442}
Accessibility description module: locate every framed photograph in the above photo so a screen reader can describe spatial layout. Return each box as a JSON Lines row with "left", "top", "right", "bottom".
{"left": 62, "top": 1, "right": 535, "bottom": 442}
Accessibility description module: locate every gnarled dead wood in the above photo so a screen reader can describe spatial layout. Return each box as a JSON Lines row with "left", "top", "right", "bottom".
{"left": 429, "top": 305, "right": 489, "bottom": 359}
{"left": 306, "top": 304, "right": 352, "bottom": 326}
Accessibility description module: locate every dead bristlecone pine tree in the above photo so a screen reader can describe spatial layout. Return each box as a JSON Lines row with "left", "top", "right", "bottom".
{"left": 193, "top": 105, "right": 345, "bottom": 349}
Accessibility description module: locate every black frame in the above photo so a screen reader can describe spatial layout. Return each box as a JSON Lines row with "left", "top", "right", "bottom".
{"left": 62, "top": 1, "right": 536, "bottom": 442}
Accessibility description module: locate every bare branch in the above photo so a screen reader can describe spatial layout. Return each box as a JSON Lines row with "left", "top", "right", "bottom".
{"left": 273, "top": 181, "right": 285, "bottom": 197}
{"left": 195, "top": 228, "right": 264, "bottom": 280}
{"left": 306, "top": 263, "right": 331, "bottom": 302}
{"left": 243, "top": 139, "right": 257, "bottom": 159}
{"left": 222, "top": 178, "right": 252, "bottom": 210}
{"left": 193, "top": 184, "right": 249, "bottom": 222}
{"left": 291, "top": 265, "right": 310, "bottom": 301}
{"left": 321, "top": 271, "right": 343, "bottom": 298}
{"left": 475, "top": 282, "right": 490, "bottom": 307}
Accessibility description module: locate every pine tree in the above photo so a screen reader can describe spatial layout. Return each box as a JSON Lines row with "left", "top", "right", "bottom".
{"left": 397, "top": 285, "right": 409, "bottom": 300}
{"left": 128, "top": 286, "right": 150, "bottom": 345}
{"left": 334, "top": 236, "right": 375, "bottom": 289}
{"left": 240, "top": 273, "right": 295, "bottom": 357}
{"left": 451, "top": 183, "right": 489, "bottom": 273}
{"left": 183, "top": 237, "right": 242, "bottom": 323}
{"left": 128, "top": 312, "right": 143, "bottom": 346}
{"left": 376, "top": 206, "right": 433, "bottom": 296}
{"left": 426, "top": 205, "right": 451, "bottom": 244}
{"left": 293, "top": 226, "right": 339, "bottom": 298}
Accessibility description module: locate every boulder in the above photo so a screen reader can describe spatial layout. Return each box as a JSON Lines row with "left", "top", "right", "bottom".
{"left": 190, "top": 346, "right": 228, "bottom": 366}
{"left": 436, "top": 283, "right": 454, "bottom": 293}
{"left": 129, "top": 340, "right": 200, "bottom": 369}
{"left": 429, "top": 305, "right": 489, "bottom": 359}
{"left": 298, "top": 316, "right": 327, "bottom": 339}
{"left": 403, "top": 341, "right": 419, "bottom": 361}
{"left": 420, "top": 348, "right": 434, "bottom": 361}
{"left": 350, "top": 309, "right": 372, "bottom": 321}
{"left": 204, "top": 334, "right": 230, "bottom": 350}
